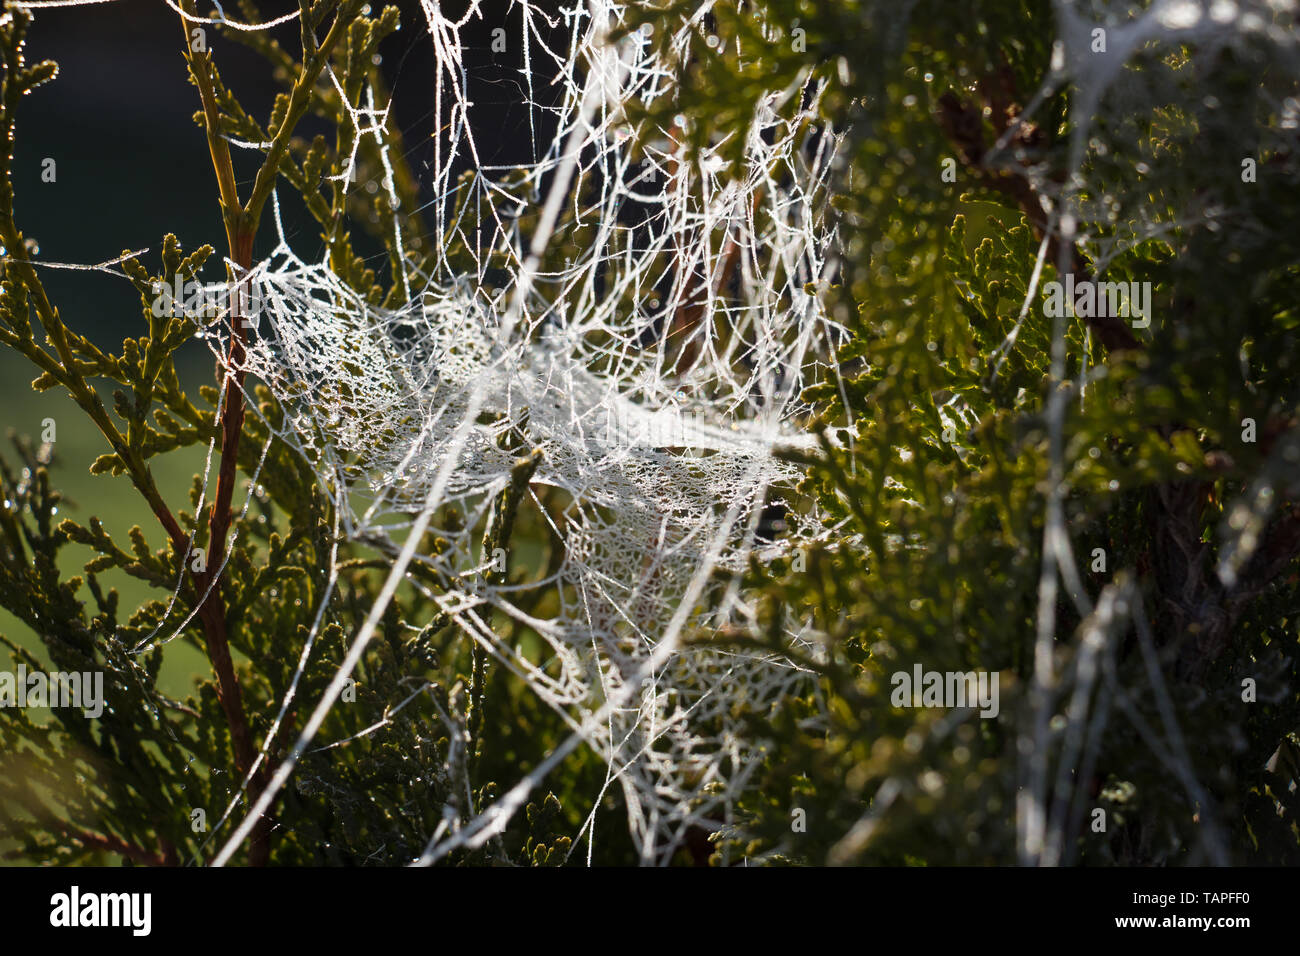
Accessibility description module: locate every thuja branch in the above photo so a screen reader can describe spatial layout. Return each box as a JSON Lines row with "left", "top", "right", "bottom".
{"left": 0, "top": 15, "right": 197, "bottom": 584}
{"left": 242, "top": 0, "right": 364, "bottom": 237}
{"left": 938, "top": 69, "right": 1300, "bottom": 685}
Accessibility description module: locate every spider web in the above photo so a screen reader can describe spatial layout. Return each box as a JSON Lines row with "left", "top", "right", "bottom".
{"left": 176, "top": 0, "right": 845, "bottom": 866}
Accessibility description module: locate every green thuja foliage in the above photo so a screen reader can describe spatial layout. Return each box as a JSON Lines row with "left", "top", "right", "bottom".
{"left": 4, "top": 0, "right": 1299, "bottom": 870}
{"left": 0, "top": 2, "right": 626, "bottom": 866}
{"left": 633, "top": 1, "right": 1300, "bottom": 865}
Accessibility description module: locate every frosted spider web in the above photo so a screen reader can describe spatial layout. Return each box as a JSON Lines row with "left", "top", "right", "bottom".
{"left": 160, "top": 0, "right": 847, "bottom": 865}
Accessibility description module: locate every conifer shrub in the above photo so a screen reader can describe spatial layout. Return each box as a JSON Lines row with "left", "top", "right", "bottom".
{"left": 0, "top": 0, "right": 1297, "bottom": 868}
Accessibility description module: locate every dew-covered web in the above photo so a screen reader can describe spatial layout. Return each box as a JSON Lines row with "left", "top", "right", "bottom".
{"left": 165, "top": 0, "right": 848, "bottom": 865}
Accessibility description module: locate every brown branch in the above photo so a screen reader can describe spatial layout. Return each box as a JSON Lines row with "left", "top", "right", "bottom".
{"left": 179, "top": 1, "right": 361, "bottom": 865}
{"left": 181, "top": 6, "right": 256, "bottom": 672}
{"left": 935, "top": 88, "right": 1140, "bottom": 353}
{"left": 179, "top": 3, "right": 267, "bottom": 865}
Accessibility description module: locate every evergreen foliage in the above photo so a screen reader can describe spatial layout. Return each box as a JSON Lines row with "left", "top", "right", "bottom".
{"left": 634, "top": 0, "right": 1300, "bottom": 864}
{"left": 1, "top": 0, "right": 1298, "bottom": 867}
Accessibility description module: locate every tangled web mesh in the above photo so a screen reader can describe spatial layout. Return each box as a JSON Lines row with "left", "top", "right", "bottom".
{"left": 185, "top": 0, "right": 845, "bottom": 865}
